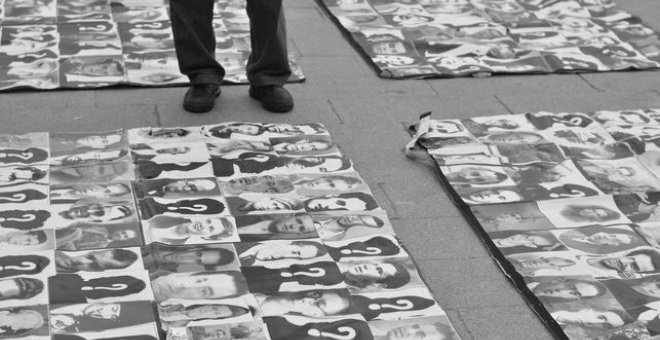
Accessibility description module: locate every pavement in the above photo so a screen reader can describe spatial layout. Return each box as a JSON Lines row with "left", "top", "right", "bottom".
{"left": 2, "top": 0, "right": 660, "bottom": 339}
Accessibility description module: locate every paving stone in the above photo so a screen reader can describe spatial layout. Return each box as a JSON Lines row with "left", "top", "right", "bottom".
{"left": 0, "top": 104, "right": 155, "bottom": 133}
{"left": 458, "top": 305, "right": 555, "bottom": 340}
{"left": 394, "top": 216, "right": 491, "bottom": 260}
{"left": 0, "top": 88, "right": 96, "bottom": 110}
{"left": 580, "top": 71, "right": 660, "bottom": 93}
{"left": 426, "top": 73, "right": 598, "bottom": 99}
{"left": 498, "top": 91, "right": 660, "bottom": 114}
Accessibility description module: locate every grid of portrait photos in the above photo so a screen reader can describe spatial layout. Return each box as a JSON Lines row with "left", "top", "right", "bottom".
{"left": 318, "top": 0, "right": 660, "bottom": 78}
{"left": 0, "top": 122, "right": 462, "bottom": 340}
{"left": 408, "top": 108, "right": 660, "bottom": 339}
{"left": 0, "top": 0, "right": 304, "bottom": 91}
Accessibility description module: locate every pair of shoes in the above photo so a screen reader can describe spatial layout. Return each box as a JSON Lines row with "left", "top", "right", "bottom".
{"left": 183, "top": 83, "right": 221, "bottom": 113}
{"left": 249, "top": 85, "right": 294, "bottom": 113}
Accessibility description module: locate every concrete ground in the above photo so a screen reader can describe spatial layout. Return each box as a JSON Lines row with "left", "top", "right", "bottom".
{"left": 2, "top": 1, "right": 660, "bottom": 339}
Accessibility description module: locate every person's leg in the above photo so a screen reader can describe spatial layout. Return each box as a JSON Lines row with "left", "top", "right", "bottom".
{"left": 245, "top": 0, "right": 294, "bottom": 113}
{"left": 170, "top": 0, "right": 224, "bottom": 113}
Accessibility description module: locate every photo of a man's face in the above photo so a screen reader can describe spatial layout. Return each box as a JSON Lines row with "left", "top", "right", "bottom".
{"left": 58, "top": 202, "right": 134, "bottom": 223}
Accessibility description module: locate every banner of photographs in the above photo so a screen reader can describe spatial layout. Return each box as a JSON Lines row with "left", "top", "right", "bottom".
{"left": 0, "top": 122, "right": 461, "bottom": 340}
{"left": 409, "top": 108, "right": 660, "bottom": 339}
{"left": 318, "top": 0, "right": 660, "bottom": 78}
{"left": 0, "top": 0, "right": 304, "bottom": 91}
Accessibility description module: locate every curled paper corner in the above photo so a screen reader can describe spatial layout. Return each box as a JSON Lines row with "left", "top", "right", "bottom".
{"left": 404, "top": 111, "right": 433, "bottom": 157}
{"left": 380, "top": 69, "right": 395, "bottom": 78}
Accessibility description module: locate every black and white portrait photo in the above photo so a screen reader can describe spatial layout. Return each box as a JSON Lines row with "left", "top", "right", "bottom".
{"left": 157, "top": 297, "right": 252, "bottom": 329}
{"left": 538, "top": 195, "right": 631, "bottom": 228}
{"left": 187, "top": 320, "right": 269, "bottom": 340}
{"left": 0, "top": 276, "right": 47, "bottom": 308}
{"left": 236, "top": 239, "right": 331, "bottom": 267}
{"left": 311, "top": 211, "right": 394, "bottom": 241}
{"left": 143, "top": 243, "right": 239, "bottom": 273}
{"left": 150, "top": 271, "right": 248, "bottom": 302}
{"left": 338, "top": 257, "right": 424, "bottom": 293}
{"left": 582, "top": 246, "right": 660, "bottom": 277}
{"left": 49, "top": 182, "right": 133, "bottom": 204}
{"left": 0, "top": 305, "right": 50, "bottom": 339}
{"left": 554, "top": 224, "right": 649, "bottom": 254}
{"left": 132, "top": 177, "right": 221, "bottom": 199}
{"left": 368, "top": 315, "right": 461, "bottom": 340}
{"left": 255, "top": 288, "right": 354, "bottom": 318}
{"left": 130, "top": 141, "right": 210, "bottom": 163}
{"left": 142, "top": 215, "right": 238, "bottom": 244}
{"left": 55, "top": 220, "right": 142, "bottom": 251}
{"left": 50, "top": 130, "right": 127, "bottom": 157}
{"left": 270, "top": 135, "right": 340, "bottom": 157}
{"left": 227, "top": 194, "right": 304, "bottom": 215}
{"left": 55, "top": 247, "right": 142, "bottom": 273}
{"left": 49, "top": 162, "right": 135, "bottom": 184}
{"left": 235, "top": 213, "right": 319, "bottom": 242}
{"left": 0, "top": 228, "right": 54, "bottom": 251}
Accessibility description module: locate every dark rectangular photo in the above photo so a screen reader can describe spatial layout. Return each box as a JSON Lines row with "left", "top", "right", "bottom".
{"left": 48, "top": 270, "right": 153, "bottom": 305}
{"left": 49, "top": 300, "right": 158, "bottom": 334}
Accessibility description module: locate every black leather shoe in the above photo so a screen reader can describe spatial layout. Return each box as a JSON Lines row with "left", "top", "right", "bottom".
{"left": 183, "top": 83, "right": 221, "bottom": 113}
{"left": 249, "top": 85, "right": 294, "bottom": 113}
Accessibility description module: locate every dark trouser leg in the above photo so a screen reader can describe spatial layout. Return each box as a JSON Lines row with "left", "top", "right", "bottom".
{"left": 169, "top": 0, "right": 224, "bottom": 84}
{"left": 246, "top": 0, "right": 292, "bottom": 86}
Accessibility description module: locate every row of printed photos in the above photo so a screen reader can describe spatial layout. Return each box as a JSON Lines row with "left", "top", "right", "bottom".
{"left": 0, "top": 123, "right": 362, "bottom": 253}
{"left": 418, "top": 109, "right": 660, "bottom": 153}
{"left": 324, "top": 0, "right": 630, "bottom": 24}
{"left": 440, "top": 157, "right": 660, "bottom": 204}
{"left": 416, "top": 110, "right": 660, "bottom": 205}
{"left": 0, "top": 217, "right": 428, "bottom": 336}
{"left": 0, "top": 1, "right": 303, "bottom": 89}
{"left": 0, "top": 122, "right": 341, "bottom": 174}
{"left": 322, "top": 0, "right": 660, "bottom": 78}
{"left": 0, "top": 206, "right": 458, "bottom": 337}
{"left": 0, "top": 0, "right": 246, "bottom": 23}
{"left": 0, "top": 176, "right": 384, "bottom": 250}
